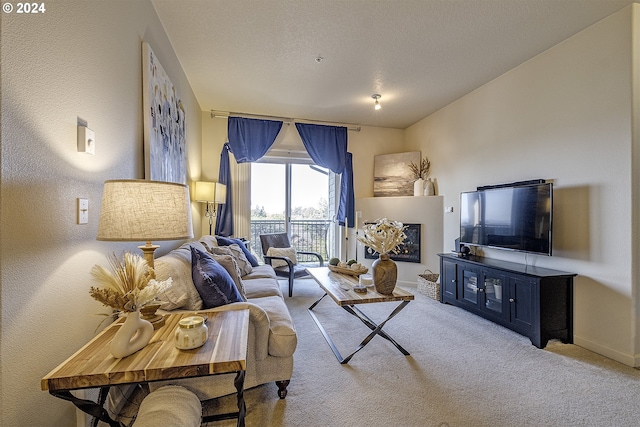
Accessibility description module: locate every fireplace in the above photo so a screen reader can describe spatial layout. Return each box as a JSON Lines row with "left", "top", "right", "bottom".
{"left": 364, "top": 223, "right": 421, "bottom": 263}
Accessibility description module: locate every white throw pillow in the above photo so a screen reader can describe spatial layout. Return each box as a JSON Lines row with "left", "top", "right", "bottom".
{"left": 154, "top": 243, "right": 206, "bottom": 311}
{"left": 266, "top": 247, "right": 298, "bottom": 269}
{"left": 198, "top": 235, "right": 219, "bottom": 253}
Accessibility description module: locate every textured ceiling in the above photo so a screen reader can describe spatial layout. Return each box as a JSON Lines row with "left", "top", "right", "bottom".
{"left": 152, "top": 0, "right": 635, "bottom": 129}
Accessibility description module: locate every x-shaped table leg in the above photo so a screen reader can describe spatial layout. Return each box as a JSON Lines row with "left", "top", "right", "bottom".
{"left": 309, "top": 293, "right": 411, "bottom": 364}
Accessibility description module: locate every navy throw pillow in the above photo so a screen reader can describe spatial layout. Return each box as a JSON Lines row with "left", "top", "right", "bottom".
{"left": 190, "top": 247, "right": 243, "bottom": 309}
{"left": 216, "top": 236, "right": 259, "bottom": 267}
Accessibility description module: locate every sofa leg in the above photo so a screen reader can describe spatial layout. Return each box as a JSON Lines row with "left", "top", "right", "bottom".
{"left": 275, "top": 380, "right": 290, "bottom": 399}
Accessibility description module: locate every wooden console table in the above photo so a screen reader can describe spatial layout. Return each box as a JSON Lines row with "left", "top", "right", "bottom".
{"left": 42, "top": 309, "right": 249, "bottom": 427}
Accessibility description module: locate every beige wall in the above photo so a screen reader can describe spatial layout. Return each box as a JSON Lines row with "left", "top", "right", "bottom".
{"left": 405, "top": 5, "right": 639, "bottom": 365}
{"left": 0, "top": 1, "right": 202, "bottom": 425}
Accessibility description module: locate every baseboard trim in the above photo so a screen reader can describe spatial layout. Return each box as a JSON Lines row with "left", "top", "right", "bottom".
{"left": 573, "top": 334, "right": 638, "bottom": 367}
{"left": 397, "top": 280, "right": 417, "bottom": 288}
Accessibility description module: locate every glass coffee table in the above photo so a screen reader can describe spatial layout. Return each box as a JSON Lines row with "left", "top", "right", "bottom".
{"left": 306, "top": 267, "right": 414, "bottom": 364}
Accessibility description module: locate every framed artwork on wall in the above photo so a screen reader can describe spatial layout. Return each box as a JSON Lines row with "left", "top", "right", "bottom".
{"left": 373, "top": 151, "right": 420, "bottom": 197}
{"left": 142, "top": 42, "right": 187, "bottom": 184}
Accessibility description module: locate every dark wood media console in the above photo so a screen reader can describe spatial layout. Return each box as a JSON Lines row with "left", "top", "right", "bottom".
{"left": 438, "top": 253, "right": 576, "bottom": 348}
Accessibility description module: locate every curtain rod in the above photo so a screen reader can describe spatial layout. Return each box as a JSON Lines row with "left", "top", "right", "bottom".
{"left": 210, "top": 110, "right": 361, "bottom": 132}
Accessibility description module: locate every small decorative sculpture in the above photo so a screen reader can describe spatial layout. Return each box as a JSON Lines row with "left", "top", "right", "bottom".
{"left": 408, "top": 156, "right": 431, "bottom": 197}
{"left": 89, "top": 252, "right": 172, "bottom": 358}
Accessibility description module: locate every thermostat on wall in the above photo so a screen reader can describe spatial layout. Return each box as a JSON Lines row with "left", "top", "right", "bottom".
{"left": 77, "top": 125, "right": 95, "bottom": 155}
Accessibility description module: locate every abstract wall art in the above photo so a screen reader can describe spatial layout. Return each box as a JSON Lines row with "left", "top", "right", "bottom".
{"left": 142, "top": 42, "right": 187, "bottom": 184}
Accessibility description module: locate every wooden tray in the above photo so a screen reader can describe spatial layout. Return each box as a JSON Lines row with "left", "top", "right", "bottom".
{"left": 327, "top": 265, "right": 368, "bottom": 277}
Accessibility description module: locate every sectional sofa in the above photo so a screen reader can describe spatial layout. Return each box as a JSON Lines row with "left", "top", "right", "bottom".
{"left": 148, "top": 236, "right": 297, "bottom": 400}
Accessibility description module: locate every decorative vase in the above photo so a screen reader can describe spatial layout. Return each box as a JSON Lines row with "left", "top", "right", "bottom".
{"left": 413, "top": 178, "right": 424, "bottom": 196}
{"left": 372, "top": 253, "right": 397, "bottom": 294}
{"left": 424, "top": 178, "right": 435, "bottom": 196}
{"left": 110, "top": 310, "right": 154, "bottom": 358}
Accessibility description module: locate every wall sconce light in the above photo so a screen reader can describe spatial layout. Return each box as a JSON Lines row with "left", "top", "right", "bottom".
{"left": 372, "top": 94, "right": 382, "bottom": 110}
{"left": 194, "top": 181, "right": 227, "bottom": 235}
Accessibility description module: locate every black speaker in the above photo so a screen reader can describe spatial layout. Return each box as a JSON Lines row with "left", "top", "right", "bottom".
{"left": 459, "top": 245, "right": 471, "bottom": 258}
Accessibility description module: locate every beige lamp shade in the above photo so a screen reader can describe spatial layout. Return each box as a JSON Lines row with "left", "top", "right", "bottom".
{"left": 194, "top": 181, "right": 226, "bottom": 204}
{"left": 97, "top": 179, "right": 194, "bottom": 242}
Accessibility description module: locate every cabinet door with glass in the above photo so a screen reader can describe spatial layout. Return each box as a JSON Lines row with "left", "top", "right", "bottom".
{"left": 458, "top": 265, "right": 481, "bottom": 308}
{"left": 480, "top": 269, "right": 507, "bottom": 319}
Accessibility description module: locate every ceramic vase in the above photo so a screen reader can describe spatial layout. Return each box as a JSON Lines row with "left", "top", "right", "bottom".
{"left": 413, "top": 178, "right": 424, "bottom": 196}
{"left": 110, "top": 310, "right": 154, "bottom": 358}
{"left": 372, "top": 253, "right": 397, "bottom": 294}
{"left": 423, "top": 178, "right": 435, "bottom": 196}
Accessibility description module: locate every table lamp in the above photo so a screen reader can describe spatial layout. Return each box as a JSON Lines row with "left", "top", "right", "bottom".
{"left": 97, "top": 179, "right": 194, "bottom": 270}
{"left": 193, "top": 181, "right": 226, "bottom": 235}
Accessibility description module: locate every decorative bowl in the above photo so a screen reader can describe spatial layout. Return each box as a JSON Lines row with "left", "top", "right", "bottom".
{"left": 327, "top": 265, "right": 368, "bottom": 277}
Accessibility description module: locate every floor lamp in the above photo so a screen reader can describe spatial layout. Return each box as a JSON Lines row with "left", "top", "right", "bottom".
{"left": 97, "top": 179, "right": 194, "bottom": 271}
{"left": 193, "top": 181, "right": 226, "bottom": 235}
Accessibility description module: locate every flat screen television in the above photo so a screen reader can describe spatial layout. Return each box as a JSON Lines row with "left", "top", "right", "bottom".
{"left": 460, "top": 181, "right": 552, "bottom": 256}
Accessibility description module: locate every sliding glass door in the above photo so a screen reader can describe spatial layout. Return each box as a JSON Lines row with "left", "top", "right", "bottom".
{"left": 250, "top": 162, "right": 333, "bottom": 262}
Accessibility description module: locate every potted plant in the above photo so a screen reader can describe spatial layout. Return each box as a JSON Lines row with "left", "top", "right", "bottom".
{"left": 89, "top": 252, "right": 172, "bottom": 358}
{"left": 356, "top": 218, "right": 407, "bottom": 294}
{"left": 408, "top": 156, "right": 431, "bottom": 196}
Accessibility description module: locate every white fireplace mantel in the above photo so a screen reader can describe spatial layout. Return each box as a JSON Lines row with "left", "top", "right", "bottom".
{"left": 354, "top": 196, "right": 444, "bottom": 287}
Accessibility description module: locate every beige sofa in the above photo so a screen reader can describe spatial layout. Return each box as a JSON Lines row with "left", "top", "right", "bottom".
{"left": 149, "top": 236, "right": 296, "bottom": 400}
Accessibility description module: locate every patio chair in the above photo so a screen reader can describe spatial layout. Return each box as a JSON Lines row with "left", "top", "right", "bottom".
{"left": 259, "top": 232, "right": 324, "bottom": 297}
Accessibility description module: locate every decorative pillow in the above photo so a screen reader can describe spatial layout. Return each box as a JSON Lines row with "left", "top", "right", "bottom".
{"left": 266, "top": 247, "right": 298, "bottom": 269}
{"left": 212, "top": 244, "right": 252, "bottom": 276}
{"left": 216, "top": 236, "right": 259, "bottom": 267}
{"left": 209, "top": 253, "right": 247, "bottom": 301}
{"left": 190, "top": 247, "right": 243, "bottom": 309}
{"left": 154, "top": 244, "right": 206, "bottom": 311}
{"left": 199, "top": 235, "right": 219, "bottom": 253}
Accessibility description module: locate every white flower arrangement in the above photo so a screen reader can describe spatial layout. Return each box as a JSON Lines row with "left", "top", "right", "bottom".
{"left": 89, "top": 252, "right": 172, "bottom": 312}
{"left": 357, "top": 218, "right": 407, "bottom": 256}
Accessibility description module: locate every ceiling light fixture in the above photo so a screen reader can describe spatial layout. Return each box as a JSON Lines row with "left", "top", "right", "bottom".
{"left": 372, "top": 94, "right": 381, "bottom": 110}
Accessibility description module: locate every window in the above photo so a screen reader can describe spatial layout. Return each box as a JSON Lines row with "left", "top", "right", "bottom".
{"left": 250, "top": 162, "right": 334, "bottom": 261}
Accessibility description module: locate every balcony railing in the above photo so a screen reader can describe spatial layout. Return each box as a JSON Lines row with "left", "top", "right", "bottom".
{"left": 249, "top": 219, "right": 332, "bottom": 262}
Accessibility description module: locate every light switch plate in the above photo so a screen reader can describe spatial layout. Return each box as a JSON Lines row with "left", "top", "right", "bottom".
{"left": 77, "top": 198, "right": 88, "bottom": 224}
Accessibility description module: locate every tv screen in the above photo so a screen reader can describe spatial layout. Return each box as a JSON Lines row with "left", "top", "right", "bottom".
{"left": 460, "top": 182, "right": 552, "bottom": 255}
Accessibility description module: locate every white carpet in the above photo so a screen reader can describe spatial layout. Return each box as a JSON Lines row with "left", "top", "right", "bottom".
{"left": 119, "top": 277, "right": 640, "bottom": 426}
{"left": 208, "top": 278, "right": 640, "bottom": 427}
